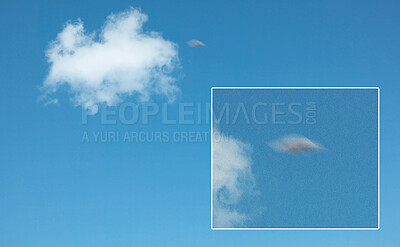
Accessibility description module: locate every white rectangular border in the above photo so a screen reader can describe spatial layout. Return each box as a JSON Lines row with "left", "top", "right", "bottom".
{"left": 211, "top": 86, "right": 380, "bottom": 230}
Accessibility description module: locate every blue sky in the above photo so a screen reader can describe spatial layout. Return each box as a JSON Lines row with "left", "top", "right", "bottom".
{"left": 212, "top": 88, "right": 378, "bottom": 228}
{"left": 0, "top": 0, "right": 399, "bottom": 246}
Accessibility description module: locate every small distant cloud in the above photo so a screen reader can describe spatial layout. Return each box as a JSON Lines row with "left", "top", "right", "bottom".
{"left": 213, "top": 130, "right": 257, "bottom": 228}
{"left": 41, "top": 7, "right": 180, "bottom": 112}
{"left": 268, "top": 134, "right": 326, "bottom": 154}
{"left": 187, "top": 40, "right": 206, "bottom": 47}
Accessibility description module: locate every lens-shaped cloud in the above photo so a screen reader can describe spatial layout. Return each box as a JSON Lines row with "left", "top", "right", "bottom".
{"left": 187, "top": 40, "right": 206, "bottom": 47}
{"left": 268, "top": 135, "right": 326, "bottom": 154}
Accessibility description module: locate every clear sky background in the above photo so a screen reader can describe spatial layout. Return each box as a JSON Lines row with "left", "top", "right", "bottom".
{"left": 213, "top": 88, "right": 378, "bottom": 228}
{"left": 0, "top": 0, "right": 399, "bottom": 246}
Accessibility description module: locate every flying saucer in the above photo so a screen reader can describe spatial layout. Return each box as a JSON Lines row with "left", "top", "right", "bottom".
{"left": 187, "top": 40, "right": 206, "bottom": 47}
{"left": 268, "top": 135, "right": 326, "bottom": 154}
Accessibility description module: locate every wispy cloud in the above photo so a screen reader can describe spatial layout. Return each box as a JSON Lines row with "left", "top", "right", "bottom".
{"left": 213, "top": 130, "right": 257, "bottom": 228}
{"left": 42, "top": 7, "right": 180, "bottom": 112}
{"left": 268, "top": 134, "right": 326, "bottom": 154}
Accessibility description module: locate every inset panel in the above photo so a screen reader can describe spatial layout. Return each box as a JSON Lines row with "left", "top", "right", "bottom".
{"left": 211, "top": 87, "right": 379, "bottom": 230}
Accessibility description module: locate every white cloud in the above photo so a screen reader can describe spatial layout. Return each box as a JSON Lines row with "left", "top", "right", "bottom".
{"left": 213, "top": 204, "right": 246, "bottom": 228}
{"left": 212, "top": 130, "right": 257, "bottom": 228}
{"left": 42, "top": 7, "right": 179, "bottom": 112}
{"left": 268, "top": 134, "right": 326, "bottom": 154}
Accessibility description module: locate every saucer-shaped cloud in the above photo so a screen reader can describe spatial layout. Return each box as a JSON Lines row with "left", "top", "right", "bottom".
{"left": 187, "top": 40, "right": 206, "bottom": 47}
{"left": 268, "top": 135, "right": 326, "bottom": 154}
{"left": 42, "top": 7, "right": 180, "bottom": 111}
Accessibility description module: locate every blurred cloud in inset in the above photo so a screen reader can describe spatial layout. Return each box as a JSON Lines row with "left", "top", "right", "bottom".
{"left": 268, "top": 134, "right": 326, "bottom": 154}
{"left": 42, "top": 7, "right": 180, "bottom": 112}
{"left": 213, "top": 130, "right": 257, "bottom": 228}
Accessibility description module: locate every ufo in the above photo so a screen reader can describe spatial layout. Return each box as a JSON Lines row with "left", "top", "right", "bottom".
{"left": 187, "top": 40, "right": 206, "bottom": 47}
{"left": 268, "top": 135, "right": 326, "bottom": 154}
